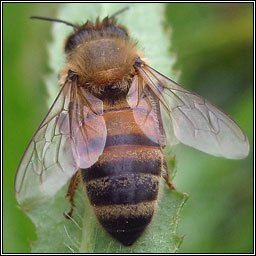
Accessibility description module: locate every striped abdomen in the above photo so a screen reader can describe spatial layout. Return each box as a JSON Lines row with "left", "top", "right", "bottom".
{"left": 81, "top": 105, "right": 163, "bottom": 246}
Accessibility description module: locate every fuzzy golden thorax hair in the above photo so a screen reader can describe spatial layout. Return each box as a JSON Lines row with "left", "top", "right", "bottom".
{"left": 62, "top": 18, "right": 138, "bottom": 96}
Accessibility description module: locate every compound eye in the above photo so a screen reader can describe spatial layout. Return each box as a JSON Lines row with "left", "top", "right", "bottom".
{"left": 104, "top": 25, "right": 129, "bottom": 38}
{"left": 65, "top": 30, "right": 90, "bottom": 53}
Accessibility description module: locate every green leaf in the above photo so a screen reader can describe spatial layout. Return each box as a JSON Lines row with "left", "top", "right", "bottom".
{"left": 21, "top": 3, "right": 188, "bottom": 253}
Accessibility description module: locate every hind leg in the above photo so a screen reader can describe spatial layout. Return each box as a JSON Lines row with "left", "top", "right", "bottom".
{"left": 64, "top": 171, "right": 81, "bottom": 219}
{"left": 162, "top": 158, "right": 176, "bottom": 190}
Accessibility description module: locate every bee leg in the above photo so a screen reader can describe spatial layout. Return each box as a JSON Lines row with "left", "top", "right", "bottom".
{"left": 64, "top": 171, "right": 81, "bottom": 219}
{"left": 162, "top": 159, "right": 176, "bottom": 191}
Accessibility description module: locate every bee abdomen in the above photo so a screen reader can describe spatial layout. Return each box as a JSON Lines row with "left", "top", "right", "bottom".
{"left": 84, "top": 172, "right": 159, "bottom": 245}
{"left": 81, "top": 107, "right": 163, "bottom": 245}
{"left": 81, "top": 146, "right": 162, "bottom": 245}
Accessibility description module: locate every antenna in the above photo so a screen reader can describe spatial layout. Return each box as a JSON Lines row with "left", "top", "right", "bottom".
{"left": 30, "top": 16, "right": 76, "bottom": 28}
{"left": 109, "top": 7, "right": 129, "bottom": 19}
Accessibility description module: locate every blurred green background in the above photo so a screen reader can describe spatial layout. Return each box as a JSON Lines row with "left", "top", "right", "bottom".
{"left": 3, "top": 3, "right": 253, "bottom": 253}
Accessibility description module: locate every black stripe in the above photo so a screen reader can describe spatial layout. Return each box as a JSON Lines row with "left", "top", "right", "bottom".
{"left": 99, "top": 214, "right": 153, "bottom": 246}
{"left": 99, "top": 214, "right": 153, "bottom": 231}
{"left": 86, "top": 174, "right": 159, "bottom": 206}
{"left": 105, "top": 134, "right": 159, "bottom": 147}
{"left": 82, "top": 158, "right": 161, "bottom": 182}
{"left": 103, "top": 107, "right": 131, "bottom": 113}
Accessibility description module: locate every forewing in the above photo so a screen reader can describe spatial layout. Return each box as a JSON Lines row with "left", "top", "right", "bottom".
{"left": 69, "top": 85, "right": 107, "bottom": 169}
{"left": 127, "top": 75, "right": 166, "bottom": 145}
{"left": 15, "top": 82, "right": 106, "bottom": 208}
{"left": 138, "top": 64, "right": 249, "bottom": 159}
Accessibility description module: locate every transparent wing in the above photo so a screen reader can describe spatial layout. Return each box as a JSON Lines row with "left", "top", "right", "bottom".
{"left": 137, "top": 64, "right": 249, "bottom": 159}
{"left": 127, "top": 75, "right": 170, "bottom": 146}
{"left": 15, "top": 81, "right": 106, "bottom": 207}
{"left": 69, "top": 83, "right": 107, "bottom": 169}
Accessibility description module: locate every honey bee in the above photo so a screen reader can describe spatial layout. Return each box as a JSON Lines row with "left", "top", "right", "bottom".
{"left": 15, "top": 8, "right": 249, "bottom": 246}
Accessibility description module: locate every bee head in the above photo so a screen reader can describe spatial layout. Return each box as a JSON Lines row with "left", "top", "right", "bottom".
{"left": 64, "top": 17, "right": 129, "bottom": 53}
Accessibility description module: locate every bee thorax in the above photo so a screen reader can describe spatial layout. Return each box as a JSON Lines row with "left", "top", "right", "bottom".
{"left": 66, "top": 38, "right": 137, "bottom": 87}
